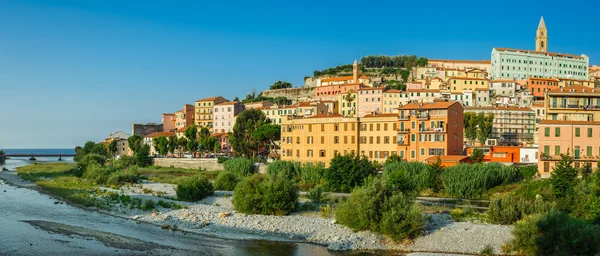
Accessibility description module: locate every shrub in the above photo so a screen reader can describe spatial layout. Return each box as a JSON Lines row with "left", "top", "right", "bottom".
{"left": 82, "top": 164, "right": 116, "bottom": 184}
{"left": 134, "top": 144, "right": 153, "bottom": 167}
{"left": 518, "top": 166, "right": 538, "bottom": 180}
{"left": 140, "top": 199, "right": 156, "bottom": 210}
{"left": 112, "top": 155, "right": 136, "bottom": 169}
{"left": 299, "top": 162, "right": 326, "bottom": 185}
{"left": 441, "top": 163, "right": 521, "bottom": 199}
{"left": 487, "top": 193, "right": 554, "bottom": 225}
{"left": 78, "top": 153, "right": 106, "bottom": 169}
{"left": 176, "top": 175, "right": 214, "bottom": 202}
{"left": 214, "top": 171, "right": 239, "bottom": 191}
{"left": 106, "top": 169, "right": 140, "bottom": 186}
{"left": 266, "top": 160, "right": 298, "bottom": 180}
{"left": 450, "top": 208, "right": 466, "bottom": 222}
{"left": 307, "top": 186, "right": 325, "bottom": 204}
{"left": 550, "top": 154, "right": 577, "bottom": 198}
{"left": 217, "top": 157, "right": 230, "bottom": 164}
{"left": 325, "top": 154, "right": 376, "bottom": 192}
{"left": 335, "top": 177, "right": 424, "bottom": 241}
{"left": 383, "top": 162, "right": 436, "bottom": 193}
{"left": 232, "top": 174, "right": 298, "bottom": 215}
{"left": 480, "top": 245, "right": 494, "bottom": 256}
{"left": 223, "top": 158, "right": 254, "bottom": 178}
{"left": 504, "top": 211, "right": 600, "bottom": 256}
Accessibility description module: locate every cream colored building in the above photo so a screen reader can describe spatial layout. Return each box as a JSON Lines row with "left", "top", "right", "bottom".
{"left": 195, "top": 96, "right": 228, "bottom": 131}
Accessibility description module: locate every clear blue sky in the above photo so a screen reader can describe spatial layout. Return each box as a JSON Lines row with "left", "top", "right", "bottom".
{"left": 1, "top": 0, "right": 598, "bottom": 148}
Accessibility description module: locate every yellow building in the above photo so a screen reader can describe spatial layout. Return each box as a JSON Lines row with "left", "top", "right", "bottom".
{"left": 428, "top": 59, "right": 491, "bottom": 72}
{"left": 447, "top": 77, "right": 488, "bottom": 92}
{"left": 280, "top": 114, "right": 359, "bottom": 166}
{"left": 382, "top": 89, "right": 402, "bottom": 114}
{"left": 425, "top": 77, "right": 444, "bottom": 90}
{"left": 195, "top": 96, "right": 228, "bottom": 131}
{"left": 337, "top": 90, "right": 358, "bottom": 117}
{"left": 260, "top": 105, "right": 297, "bottom": 125}
{"left": 545, "top": 85, "right": 600, "bottom": 122}
{"left": 359, "top": 113, "right": 399, "bottom": 162}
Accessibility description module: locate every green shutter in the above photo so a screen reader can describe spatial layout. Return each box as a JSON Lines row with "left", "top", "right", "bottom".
{"left": 544, "top": 145, "right": 550, "bottom": 156}
{"left": 587, "top": 146, "right": 593, "bottom": 157}
{"left": 575, "top": 128, "right": 580, "bottom": 137}
{"left": 555, "top": 146, "right": 560, "bottom": 156}
{"left": 588, "top": 128, "right": 593, "bottom": 137}
{"left": 555, "top": 127, "right": 561, "bottom": 137}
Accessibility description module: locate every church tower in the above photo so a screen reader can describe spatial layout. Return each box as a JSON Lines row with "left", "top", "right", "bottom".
{"left": 352, "top": 59, "right": 358, "bottom": 83}
{"left": 536, "top": 16, "right": 548, "bottom": 52}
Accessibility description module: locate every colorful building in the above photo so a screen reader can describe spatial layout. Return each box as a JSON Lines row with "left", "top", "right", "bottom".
{"left": 544, "top": 85, "right": 600, "bottom": 122}
{"left": 175, "top": 104, "right": 195, "bottom": 130}
{"left": 143, "top": 132, "right": 176, "bottom": 156}
{"left": 528, "top": 77, "right": 560, "bottom": 99}
{"left": 382, "top": 89, "right": 402, "bottom": 114}
{"left": 357, "top": 87, "right": 384, "bottom": 117}
{"left": 161, "top": 113, "right": 176, "bottom": 132}
{"left": 397, "top": 101, "right": 464, "bottom": 162}
{"left": 466, "top": 146, "right": 521, "bottom": 163}
{"left": 465, "top": 106, "right": 536, "bottom": 146}
{"left": 538, "top": 120, "right": 600, "bottom": 177}
{"left": 213, "top": 101, "right": 245, "bottom": 134}
{"left": 195, "top": 96, "right": 228, "bottom": 131}
{"left": 358, "top": 113, "right": 399, "bottom": 162}
{"left": 244, "top": 101, "right": 274, "bottom": 110}
{"left": 338, "top": 90, "right": 358, "bottom": 117}
{"left": 428, "top": 59, "right": 491, "bottom": 71}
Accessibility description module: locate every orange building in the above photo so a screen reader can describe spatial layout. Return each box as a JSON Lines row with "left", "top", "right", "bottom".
{"left": 397, "top": 101, "right": 464, "bottom": 161}
{"left": 527, "top": 77, "right": 560, "bottom": 99}
{"left": 424, "top": 155, "right": 472, "bottom": 167}
{"left": 466, "top": 146, "right": 520, "bottom": 163}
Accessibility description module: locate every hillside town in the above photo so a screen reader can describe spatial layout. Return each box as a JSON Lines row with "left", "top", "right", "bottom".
{"left": 99, "top": 17, "right": 599, "bottom": 179}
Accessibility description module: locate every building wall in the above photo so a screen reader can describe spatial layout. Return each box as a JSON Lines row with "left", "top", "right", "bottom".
{"left": 316, "top": 84, "right": 361, "bottom": 101}
{"left": 161, "top": 114, "right": 176, "bottom": 132}
{"left": 338, "top": 91, "right": 357, "bottom": 117}
{"left": 520, "top": 147, "right": 538, "bottom": 163}
{"left": 491, "top": 48, "right": 589, "bottom": 80}
{"left": 527, "top": 78, "right": 560, "bottom": 99}
{"left": 213, "top": 102, "right": 244, "bottom": 133}
{"left": 132, "top": 123, "right": 163, "bottom": 137}
{"left": 382, "top": 90, "right": 402, "bottom": 114}
{"left": 428, "top": 59, "right": 491, "bottom": 71}
{"left": 465, "top": 106, "right": 536, "bottom": 146}
{"left": 358, "top": 114, "right": 398, "bottom": 163}
{"left": 447, "top": 77, "right": 488, "bottom": 92}
{"left": 195, "top": 97, "right": 227, "bottom": 131}
{"left": 358, "top": 88, "right": 383, "bottom": 117}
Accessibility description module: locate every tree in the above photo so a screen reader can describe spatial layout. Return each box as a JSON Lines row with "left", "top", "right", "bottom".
{"left": 253, "top": 124, "right": 281, "bottom": 159}
{"left": 430, "top": 155, "right": 444, "bottom": 193}
{"left": 233, "top": 96, "right": 239, "bottom": 101}
{"left": 168, "top": 135, "right": 177, "bottom": 155}
{"left": 551, "top": 153, "right": 577, "bottom": 198}
{"left": 230, "top": 109, "right": 267, "bottom": 157}
{"left": 128, "top": 135, "right": 143, "bottom": 154}
{"left": 470, "top": 148, "right": 485, "bottom": 163}
{"left": 464, "top": 112, "right": 478, "bottom": 145}
{"left": 273, "top": 96, "right": 291, "bottom": 106}
{"left": 108, "top": 140, "right": 118, "bottom": 157}
{"left": 325, "top": 153, "right": 376, "bottom": 192}
{"left": 201, "top": 136, "right": 219, "bottom": 156}
{"left": 135, "top": 144, "right": 152, "bottom": 167}
{"left": 184, "top": 125, "right": 198, "bottom": 157}
{"left": 477, "top": 113, "right": 494, "bottom": 144}
{"left": 176, "top": 137, "right": 187, "bottom": 157}
{"left": 158, "top": 136, "right": 169, "bottom": 156}
{"left": 269, "top": 81, "right": 292, "bottom": 90}
{"left": 198, "top": 126, "right": 210, "bottom": 140}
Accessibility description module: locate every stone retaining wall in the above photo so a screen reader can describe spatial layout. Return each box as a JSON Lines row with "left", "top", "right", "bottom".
{"left": 153, "top": 158, "right": 223, "bottom": 171}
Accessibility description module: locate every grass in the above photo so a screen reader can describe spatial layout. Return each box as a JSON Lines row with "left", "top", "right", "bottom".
{"left": 17, "top": 162, "right": 77, "bottom": 181}
{"left": 137, "top": 166, "right": 220, "bottom": 184}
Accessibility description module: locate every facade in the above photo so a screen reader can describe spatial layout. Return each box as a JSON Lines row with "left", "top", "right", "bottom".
{"left": 174, "top": 104, "right": 195, "bottom": 130}
{"left": 358, "top": 113, "right": 399, "bottom": 162}
{"left": 261, "top": 105, "right": 297, "bottom": 125}
{"left": 338, "top": 90, "right": 358, "bottom": 117}
{"left": 357, "top": 87, "right": 384, "bottom": 117}
{"left": 428, "top": 59, "right": 491, "bottom": 71}
{"left": 491, "top": 48, "right": 589, "bottom": 80}
{"left": 447, "top": 77, "right": 488, "bottom": 93}
{"left": 397, "top": 101, "right": 464, "bottom": 162}
{"left": 211, "top": 133, "right": 232, "bottom": 154}
{"left": 244, "top": 101, "right": 274, "bottom": 110}
{"left": 520, "top": 147, "right": 538, "bottom": 163}
{"left": 319, "top": 60, "right": 368, "bottom": 87}
{"left": 104, "top": 131, "right": 131, "bottom": 157}
{"left": 195, "top": 96, "right": 228, "bottom": 131}
{"left": 143, "top": 132, "right": 176, "bottom": 156}
{"left": 382, "top": 89, "right": 402, "bottom": 114}
{"left": 465, "top": 106, "right": 536, "bottom": 146}
{"left": 528, "top": 77, "right": 560, "bottom": 99}
{"left": 544, "top": 85, "right": 600, "bottom": 122}
{"left": 161, "top": 113, "right": 176, "bottom": 132}
{"left": 297, "top": 101, "right": 328, "bottom": 117}
{"left": 280, "top": 114, "right": 359, "bottom": 166}
{"left": 407, "top": 89, "right": 441, "bottom": 105}
{"left": 132, "top": 123, "right": 163, "bottom": 137}
{"left": 315, "top": 84, "right": 361, "bottom": 100}
{"left": 538, "top": 120, "right": 600, "bottom": 177}
{"left": 489, "top": 80, "right": 519, "bottom": 97}
{"left": 466, "top": 146, "right": 521, "bottom": 163}
{"left": 213, "top": 101, "right": 245, "bottom": 134}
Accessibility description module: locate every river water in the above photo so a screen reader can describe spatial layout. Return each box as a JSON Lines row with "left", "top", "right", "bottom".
{"left": 0, "top": 150, "right": 378, "bottom": 256}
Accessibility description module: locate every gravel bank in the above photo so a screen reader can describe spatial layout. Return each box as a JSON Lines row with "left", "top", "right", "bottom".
{"left": 99, "top": 181, "right": 513, "bottom": 253}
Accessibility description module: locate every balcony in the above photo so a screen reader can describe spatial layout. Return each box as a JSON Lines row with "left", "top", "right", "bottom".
{"left": 419, "top": 127, "right": 445, "bottom": 133}
{"left": 417, "top": 114, "right": 429, "bottom": 120}
{"left": 397, "top": 140, "right": 409, "bottom": 146}
{"left": 399, "top": 115, "right": 410, "bottom": 120}
{"left": 397, "top": 128, "right": 411, "bottom": 134}
{"left": 550, "top": 104, "right": 600, "bottom": 110}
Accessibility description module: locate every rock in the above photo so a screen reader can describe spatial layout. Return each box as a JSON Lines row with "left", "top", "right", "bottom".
{"left": 218, "top": 212, "right": 231, "bottom": 218}
{"left": 161, "top": 224, "right": 170, "bottom": 229}
{"left": 132, "top": 215, "right": 140, "bottom": 220}
{"left": 330, "top": 219, "right": 337, "bottom": 225}
{"left": 151, "top": 211, "right": 158, "bottom": 217}
{"left": 162, "top": 215, "right": 171, "bottom": 221}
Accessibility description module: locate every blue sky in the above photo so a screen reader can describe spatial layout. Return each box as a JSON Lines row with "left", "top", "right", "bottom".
{"left": 1, "top": 0, "right": 598, "bottom": 148}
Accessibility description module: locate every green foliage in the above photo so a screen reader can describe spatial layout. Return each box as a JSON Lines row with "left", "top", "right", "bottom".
{"left": 480, "top": 245, "right": 494, "bottom": 256}
{"left": 230, "top": 109, "right": 268, "bottom": 157}
{"left": 464, "top": 112, "right": 494, "bottom": 145}
{"left": 134, "top": 144, "right": 152, "bottom": 167}
{"left": 383, "top": 161, "right": 434, "bottom": 193}
{"left": 384, "top": 154, "right": 403, "bottom": 164}
{"left": 82, "top": 164, "right": 116, "bottom": 184}
{"left": 266, "top": 160, "right": 298, "bottom": 180}
{"left": 307, "top": 186, "right": 325, "bottom": 204}
{"left": 127, "top": 135, "right": 143, "bottom": 154}
{"left": 487, "top": 193, "right": 554, "bottom": 225}
{"left": 252, "top": 123, "right": 281, "bottom": 158}
{"left": 141, "top": 199, "right": 156, "bottom": 211}
{"left": 213, "top": 171, "right": 239, "bottom": 191}
{"left": 106, "top": 169, "right": 140, "bottom": 186}
{"left": 74, "top": 141, "right": 108, "bottom": 162}
{"left": 441, "top": 163, "right": 521, "bottom": 199}
{"left": 313, "top": 64, "right": 354, "bottom": 77}
{"left": 518, "top": 166, "right": 538, "bottom": 180}
{"left": 299, "top": 162, "right": 326, "bottom": 185}
{"left": 335, "top": 177, "right": 424, "bottom": 241}
{"left": 223, "top": 158, "right": 254, "bottom": 178}
{"left": 217, "top": 157, "right": 230, "bottom": 164}
{"left": 176, "top": 175, "right": 214, "bottom": 202}
{"left": 469, "top": 148, "right": 485, "bottom": 163}
{"left": 360, "top": 54, "right": 427, "bottom": 69}
{"left": 324, "top": 154, "right": 376, "bottom": 192}
{"left": 233, "top": 174, "right": 298, "bottom": 215}
{"left": 551, "top": 153, "right": 578, "bottom": 198}
{"left": 112, "top": 155, "right": 136, "bottom": 169}
{"left": 450, "top": 208, "right": 467, "bottom": 222}
{"left": 108, "top": 140, "right": 118, "bottom": 156}
{"left": 430, "top": 156, "right": 444, "bottom": 193}
{"left": 269, "top": 81, "right": 292, "bottom": 90}
{"left": 184, "top": 125, "right": 199, "bottom": 154}
{"left": 78, "top": 153, "right": 107, "bottom": 169}
{"left": 505, "top": 211, "right": 600, "bottom": 256}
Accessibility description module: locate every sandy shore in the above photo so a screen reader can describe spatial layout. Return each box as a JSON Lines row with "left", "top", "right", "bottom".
{"left": 0, "top": 170, "right": 513, "bottom": 254}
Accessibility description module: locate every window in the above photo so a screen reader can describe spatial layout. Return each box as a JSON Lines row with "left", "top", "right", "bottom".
{"left": 410, "top": 150, "right": 416, "bottom": 159}
{"left": 307, "top": 150, "right": 313, "bottom": 157}
{"left": 334, "top": 136, "right": 339, "bottom": 144}
{"left": 319, "top": 150, "right": 325, "bottom": 158}
{"left": 420, "top": 148, "right": 425, "bottom": 156}
{"left": 575, "top": 128, "right": 580, "bottom": 137}
{"left": 334, "top": 124, "right": 339, "bottom": 131}
{"left": 587, "top": 146, "right": 593, "bottom": 157}
{"left": 384, "top": 136, "right": 389, "bottom": 144}
{"left": 361, "top": 137, "right": 366, "bottom": 144}
{"left": 411, "top": 134, "right": 415, "bottom": 142}
{"left": 555, "top": 146, "right": 560, "bottom": 156}
{"left": 555, "top": 127, "right": 561, "bottom": 137}
{"left": 321, "top": 124, "right": 325, "bottom": 132}
{"left": 344, "top": 136, "right": 348, "bottom": 144}
{"left": 296, "top": 137, "right": 300, "bottom": 144}
{"left": 369, "top": 137, "right": 373, "bottom": 144}
{"left": 544, "top": 145, "right": 550, "bottom": 156}
{"left": 588, "top": 128, "right": 593, "bottom": 137}
{"left": 321, "top": 136, "right": 325, "bottom": 144}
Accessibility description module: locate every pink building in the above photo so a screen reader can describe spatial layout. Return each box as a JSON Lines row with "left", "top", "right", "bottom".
{"left": 357, "top": 87, "right": 384, "bottom": 117}
{"left": 315, "top": 84, "right": 361, "bottom": 101}
{"left": 174, "top": 104, "right": 195, "bottom": 130}
{"left": 406, "top": 82, "right": 424, "bottom": 91}
{"left": 162, "top": 113, "right": 176, "bottom": 132}
{"left": 213, "top": 101, "right": 245, "bottom": 133}
{"left": 212, "top": 133, "right": 233, "bottom": 154}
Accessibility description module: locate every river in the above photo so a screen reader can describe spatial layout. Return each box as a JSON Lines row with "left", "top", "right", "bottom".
{"left": 0, "top": 150, "right": 380, "bottom": 256}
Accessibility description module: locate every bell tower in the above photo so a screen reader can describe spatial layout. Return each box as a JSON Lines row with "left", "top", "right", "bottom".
{"left": 536, "top": 16, "right": 548, "bottom": 52}
{"left": 352, "top": 59, "right": 358, "bottom": 83}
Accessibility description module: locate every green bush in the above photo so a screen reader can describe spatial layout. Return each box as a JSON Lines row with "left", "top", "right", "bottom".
{"left": 214, "top": 171, "right": 239, "bottom": 191}
{"left": 383, "top": 161, "right": 435, "bottom": 194}
{"left": 504, "top": 211, "right": 600, "bottom": 256}
{"left": 78, "top": 153, "right": 106, "bottom": 169}
{"left": 223, "top": 158, "right": 254, "bottom": 178}
{"left": 335, "top": 177, "right": 424, "bottom": 241}
{"left": 299, "top": 162, "right": 326, "bottom": 185}
{"left": 217, "top": 157, "right": 230, "bottom": 164}
{"left": 518, "top": 166, "right": 538, "bottom": 180}
{"left": 140, "top": 199, "right": 156, "bottom": 210}
{"left": 82, "top": 164, "right": 116, "bottom": 184}
{"left": 106, "top": 169, "right": 140, "bottom": 186}
{"left": 112, "top": 155, "right": 136, "bottom": 169}
{"left": 441, "top": 163, "right": 521, "bottom": 199}
{"left": 450, "top": 208, "right": 467, "bottom": 222}
{"left": 550, "top": 154, "right": 577, "bottom": 198}
{"left": 307, "top": 186, "right": 325, "bottom": 204}
{"left": 176, "top": 175, "right": 214, "bottom": 202}
{"left": 266, "top": 160, "right": 298, "bottom": 180}
{"left": 233, "top": 174, "right": 298, "bottom": 215}
{"left": 324, "top": 154, "right": 376, "bottom": 192}
{"left": 487, "top": 193, "right": 554, "bottom": 225}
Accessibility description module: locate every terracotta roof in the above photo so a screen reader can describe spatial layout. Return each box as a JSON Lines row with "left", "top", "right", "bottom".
{"left": 428, "top": 59, "right": 491, "bottom": 64}
{"left": 540, "top": 120, "right": 600, "bottom": 125}
{"left": 489, "top": 79, "right": 518, "bottom": 83}
{"left": 399, "top": 101, "right": 459, "bottom": 110}
{"left": 447, "top": 77, "right": 487, "bottom": 81}
{"left": 146, "top": 132, "right": 176, "bottom": 138}
{"left": 424, "top": 155, "right": 471, "bottom": 162}
{"left": 384, "top": 89, "right": 402, "bottom": 93}
{"left": 321, "top": 75, "right": 367, "bottom": 83}
{"left": 176, "top": 126, "right": 189, "bottom": 132}
{"left": 215, "top": 101, "right": 239, "bottom": 106}
{"left": 362, "top": 113, "right": 398, "bottom": 118}
{"left": 162, "top": 113, "right": 175, "bottom": 116}
{"left": 494, "top": 48, "right": 584, "bottom": 59}
{"left": 547, "top": 85, "right": 600, "bottom": 94}
{"left": 529, "top": 77, "right": 560, "bottom": 81}
{"left": 358, "top": 87, "right": 384, "bottom": 91}
{"left": 464, "top": 106, "right": 533, "bottom": 111}
{"left": 196, "top": 96, "right": 224, "bottom": 102}
{"left": 406, "top": 89, "right": 440, "bottom": 93}
{"left": 431, "top": 77, "right": 444, "bottom": 81}
{"left": 531, "top": 103, "right": 544, "bottom": 107}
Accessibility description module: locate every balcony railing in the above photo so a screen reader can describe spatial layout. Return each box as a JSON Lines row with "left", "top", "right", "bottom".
{"left": 419, "top": 127, "right": 445, "bottom": 133}
{"left": 550, "top": 104, "right": 600, "bottom": 110}
{"left": 397, "top": 140, "right": 409, "bottom": 146}
{"left": 399, "top": 116, "right": 410, "bottom": 120}
{"left": 397, "top": 129, "right": 411, "bottom": 133}
{"left": 417, "top": 114, "right": 429, "bottom": 120}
